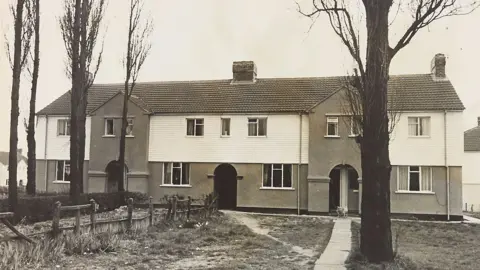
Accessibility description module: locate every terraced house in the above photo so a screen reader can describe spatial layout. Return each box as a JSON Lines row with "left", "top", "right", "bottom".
{"left": 35, "top": 53, "right": 464, "bottom": 220}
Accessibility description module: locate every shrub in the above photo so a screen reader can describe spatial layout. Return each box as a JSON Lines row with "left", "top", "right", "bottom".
{"left": 63, "top": 231, "right": 119, "bottom": 255}
{"left": 0, "top": 238, "right": 64, "bottom": 270}
{"left": 0, "top": 192, "right": 149, "bottom": 224}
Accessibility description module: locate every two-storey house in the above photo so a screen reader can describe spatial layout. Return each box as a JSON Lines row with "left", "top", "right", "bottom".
{"left": 35, "top": 53, "right": 464, "bottom": 220}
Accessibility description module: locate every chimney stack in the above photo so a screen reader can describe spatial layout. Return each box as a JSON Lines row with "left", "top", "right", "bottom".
{"left": 431, "top": 53, "right": 446, "bottom": 80}
{"left": 477, "top": 117, "right": 480, "bottom": 126}
{"left": 232, "top": 61, "right": 257, "bottom": 83}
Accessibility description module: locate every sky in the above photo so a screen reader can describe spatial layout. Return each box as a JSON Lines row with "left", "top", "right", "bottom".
{"left": 0, "top": 0, "right": 480, "bottom": 152}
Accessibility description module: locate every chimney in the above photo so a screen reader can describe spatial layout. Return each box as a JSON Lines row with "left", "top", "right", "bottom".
{"left": 431, "top": 53, "right": 446, "bottom": 80}
{"left": 477, "top": 117, "right": 480, "bottom": 126}
{"left": 232, "top": 61, "right": 257, "bottom": 83}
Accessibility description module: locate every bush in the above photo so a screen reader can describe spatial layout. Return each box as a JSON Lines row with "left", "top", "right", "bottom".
{"left": 0, "top": 191, "right": 149, "bottom": 224}
{"left": 63, "top": 231, "right": 119, "bottom": 255}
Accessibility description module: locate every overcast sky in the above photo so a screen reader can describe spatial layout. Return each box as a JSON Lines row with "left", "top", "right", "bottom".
{"left": 1, "top": 0, "right": 480, "bottom": 152}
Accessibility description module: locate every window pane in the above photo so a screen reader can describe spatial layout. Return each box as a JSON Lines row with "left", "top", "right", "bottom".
{"left": 187, "top": 120, "right": 194, "bottom": 135}
{"left": 263, "top": 164, "right": 271, "bottom": 187}
{"left": 421, "top": 167, "right": 432, "bottom": 191}
{"left": 56, "top": 161, "right": 64, "bottom": 181}
{"left": 195, "top": 119, "right": 204, "bottom": 125}
{"left": 222, "top": 118, "right": 230, "bottom": 136}
{"left": 258, "top": 119, "right": 267, "bottom": 136}
{"left": 410, "top": 166, "right": 420, "bottom": 172}
{"left": 283, "top": 165, "right": 292, "bottom": 188}
{"left": 272, "top": 170, "right": 282, "bottom": 187}
{"left": 66, "top": 120, "right": 71, "bottom": 135}
{"left": 327, "top": 123, "right": 337, "bottom": 136}
{"left": 126, "top": 119, "right": 134, "bottom": 135}
{"left": 196, "top": 123, "right": 204, "bottom": 136}
{"left": 172, "top": 167, "right": 181, "bottom": 185}
{"left": 182, "top": 163, "right": 190, "bottom": 185}
{"left": 64, "top": 161, "right": 71, "bottom": 182}
{"left": 106, "top": 119, "right": 114, "bottom": 135}
{"left": 163, "top": 163, "right": 172, "bottom": 184}
{"left": 248, "top": 122, "right": 257, "bottom": 136}
{"left": 398, "top": 166, "right": 408, "bottom": 190}
{"left": 421, "top": 118, "right": 430, "bottom": 136}
{"left": 409, "top": 172, "right": 420, "bottom": 191}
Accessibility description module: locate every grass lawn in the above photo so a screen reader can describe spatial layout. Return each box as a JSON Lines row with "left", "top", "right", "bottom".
{"left": 45, "top": 212, "right": 333, "bottom": 270}
{"left": 346, "top": 221, "right": 480, "bottom": 270}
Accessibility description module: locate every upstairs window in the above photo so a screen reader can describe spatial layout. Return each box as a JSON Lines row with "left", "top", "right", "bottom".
{"left": 248, "top": 118, "right": 267, "bottom": 136}
{"left": 408, "top": 117, "right": 430, "bottom": 137}
{"left": 326, "top": 117, "right": 339, "bottom": 136}
{"left": 126, "top": 118, "right": 134, "bottom": 136}
{"left": 221, "top": 118, "right": 231, "bottom": 136}
{"left": 262, "top": 164, "right": 292, "bottom": 188}
{"left": 350, "top": 116, "right": 361, "bottom": 136}
{"left": 57, "top": 119, "right": 70, "bottom": 136}
{"left": 187, "top": 118, "right": 204, "bottom": 136}
{"left": 104, "top": 118, "right": 115, "bottom": 136}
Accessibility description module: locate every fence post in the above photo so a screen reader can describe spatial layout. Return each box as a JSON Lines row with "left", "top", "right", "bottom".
{"left": 204, "top": 195, "right": 208, "bottom": 219}
{"left": 74, "top": 209, "right": 81, "bottom": 235}
{"left": 172, "top": 196, "right": 177, "bottom": 221}
{"left": 149, "top": 196, "right": 153, "bottom": 226}
{"left": 187, "top": 196, "right": 192, "bottom": 220}
{"left": 90, "top": 199, "right": 96, "bottom": 234}
{"left": 127, "top": 198, "right": 133, "bottom": 232}
{"left": 166, "top": 198, "right": 172, "bottom": 220}
{"left": 52, "top": 201, "right": 61, "bottom": 237}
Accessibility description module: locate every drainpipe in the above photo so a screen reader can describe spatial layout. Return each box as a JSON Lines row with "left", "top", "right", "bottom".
{"left": 44, "top": 115, "right": 49, "bottom": 191}
{"left": 297, "top": 112, "right": 303, "bottom": 215}
{"left": 444, "top": 110, "right": 450, "bottom": 221}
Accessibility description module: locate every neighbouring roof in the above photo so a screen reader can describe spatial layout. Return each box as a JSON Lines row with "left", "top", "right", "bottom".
{"left": 464, "top": 126, "right": 480, "bottom": 152}
{"left": 36, "top": 73, "right": 465, "bottom": 115}
{"left": 0, "top": 151, "right": 28, "bottom": 166}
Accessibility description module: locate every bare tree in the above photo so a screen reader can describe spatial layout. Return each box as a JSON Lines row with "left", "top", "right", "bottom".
{"left": 5, "top": 0, "right": 33, "bottom": 212}
{"left": 118, "top": 0, "right": 153, "bottom": 191}
{"left": 59, "top": 0, "right": 106, "bottom": 202}
{"left": 26, "top": 0, "right": 40, "bottom": 195}
{"left": 298, "top": 0, "right": 479, "bottom": 262}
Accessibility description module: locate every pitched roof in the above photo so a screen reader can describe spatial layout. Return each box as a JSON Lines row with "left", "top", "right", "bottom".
{"left": 0, "top": 151, "right": 28, "bottom": 166}
{"left": 464, "top": 126, "right": 480, "bottom": 151}
{"left": 36, "top": 73, "right": 465, "bottom": 115}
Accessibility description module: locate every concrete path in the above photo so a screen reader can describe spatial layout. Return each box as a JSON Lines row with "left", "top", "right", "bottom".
{"left": 314, "top": 219, "right": 351, "bottom": 270}
{"left": 463, "top": 215, "right": 480, "bottom": 224}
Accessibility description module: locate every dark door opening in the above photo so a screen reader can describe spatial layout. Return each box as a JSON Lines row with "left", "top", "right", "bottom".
{"left": 214, "top": 164, "right": 237, "bottom": 210}
{"left": 329, "top": 168, "right": 340, "bottom": 211}
{"left": 105, "top": 160, "right": 128, "bottom": 193}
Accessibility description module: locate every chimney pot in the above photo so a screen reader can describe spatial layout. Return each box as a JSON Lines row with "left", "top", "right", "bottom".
{"left": 431, "top": 53, "right": 446, "bottom": 79}
{"left": 232, "top": 61, "right": 257, "bottom": 83}
{"left": 477, "top": 117, "right": 480, "bottom": 126}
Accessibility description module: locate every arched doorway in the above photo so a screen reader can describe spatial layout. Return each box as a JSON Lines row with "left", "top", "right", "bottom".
{"left": 214, "top": 164, "right": 237, "bottom": 210}
{"left": 105, "top": 160, "right": 128, "bottom": 192}
{"left": 329, "top": 164, "right": 359, "bottom": 212}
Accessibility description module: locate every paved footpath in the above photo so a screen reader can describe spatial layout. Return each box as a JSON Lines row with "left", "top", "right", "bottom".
{"left": 314, "top": 219, "right": 351, "bottom": 270}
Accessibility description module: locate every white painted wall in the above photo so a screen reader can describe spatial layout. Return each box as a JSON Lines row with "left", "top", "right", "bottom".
{"left": 35, "top": 115, "right": 91, "bottom": 160}
{"left": 389, "top": 111, "right": 463, "bottom": 166}
{"left": 149, "top": 114, "right": 309, "bottom": 164}
{"left": 0, "top": 160, "right": 27, "bottom": 187}
{"left": 463, "top": 151, "right": 480, "bottom": 211}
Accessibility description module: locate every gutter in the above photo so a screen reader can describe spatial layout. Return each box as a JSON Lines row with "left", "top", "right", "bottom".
{"left": 297, "top": 112, "right": 303, "bottom": 215}
{"left": 444, "top": 110, "right": 450, "bottom": 221}
{"left": 44, "top": 115, "right": 49, "bottom": 191}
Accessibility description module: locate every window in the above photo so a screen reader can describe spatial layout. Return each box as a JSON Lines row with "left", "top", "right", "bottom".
{"left": 262, "top": 164, "right": 292, "bottom": 188}
{"left": 104, "top": 118, "right": 114, "bottom": 136}
{"left": 57, "top": 119, "right": 70, "bottom": 136}
{"left": 56, "top": 160, "right": 71, "bottom": 182}
{"left": 397, "top": 166, "right": 432, "bottom": 192}
{"left": 221, "top": 118, "right": 231, "bottom": 136}
{"left": 326, "top": 117, "right": 339, "bottom": 136}
{"left": 408, "top": 117, "right": 430, "bottom": 136}
{"left": 126, "top": 118, "right": 134, "bottom": 136}
{"left": 163, "top": 162, "right": 190, "bottom": 185}
{"left": 186, "top": 119, "right": 204, "bottom": 136}
{"left": 248, "top": 118, "right": 267, "bottom": 136}
{"left": 350, "top": 116, "right": 361, "bottom": 136}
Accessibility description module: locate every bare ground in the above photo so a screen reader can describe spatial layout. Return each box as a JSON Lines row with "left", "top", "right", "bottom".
{"left": 44, "top": 212, "right": 334, "bottom": 270}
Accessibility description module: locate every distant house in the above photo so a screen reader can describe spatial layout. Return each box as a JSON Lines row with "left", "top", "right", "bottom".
{"left": 0, "top": 149, "right": 28, "bottom": 187}
{"left": 34, "top": 53, "right": 464, "bottom": 220}
{"left": 463, "top": 119, "right": 480, "bottom": 211}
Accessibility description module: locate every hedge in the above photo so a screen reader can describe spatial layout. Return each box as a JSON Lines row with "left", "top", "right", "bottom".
{"left": 0, "top": 192, "right": 149, "bottom": 224}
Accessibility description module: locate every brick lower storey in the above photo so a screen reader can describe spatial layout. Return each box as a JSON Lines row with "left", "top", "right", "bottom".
{"left": 35, "top": 160, "right": 463, "bottom": 220}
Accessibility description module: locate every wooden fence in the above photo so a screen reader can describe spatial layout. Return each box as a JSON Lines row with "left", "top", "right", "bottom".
{"left": 0, "top": 193, "right": 217, "bottom": 243}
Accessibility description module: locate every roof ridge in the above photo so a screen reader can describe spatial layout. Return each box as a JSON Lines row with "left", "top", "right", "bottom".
{"left": 464, "top": 125, "right": 480, "bottom": 134}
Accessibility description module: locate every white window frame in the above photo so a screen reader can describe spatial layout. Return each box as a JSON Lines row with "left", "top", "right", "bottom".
{"left": 247, "top": 117, "right": 267, "bottom": 137}
{"left": 126, "top": 118, "right": 134, "bottom": 136}
{"left": 186, "top": 118, "right": 204, "bottom": 136}
{"left": 221, "top": 117, "right": 231, "bottom": 137}
{"left": 262, "top": 164, "right": 293, "bottom": 189}
{"left": 408, "top": 116, "right": 430, "bottom": 137}
{"left": 55, "top": 160, "right": 71, "bottom": 182}
{"left": 162, "top": 162, "right": 191, "bottom": 186}
{"left": 326, "top": 117, "right": 339, "bottom": 137}
{"left": 104, "top": 118, "right": 115, "bottom": 136}
{"left": 57, "top": 119, "right": 70, "bottom": 136}
{"left": 396, "top": 166, "right": 433, "bottom": 193}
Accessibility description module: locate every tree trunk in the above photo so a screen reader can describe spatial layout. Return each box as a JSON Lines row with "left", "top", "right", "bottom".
{"left": 69, "top": 0, "right": 83, "bottom": 204}
{"left": 118, "top": 86, "right": 128, "bottom": 192}
{"left": 359, "top": 0, "right": 394, "bottom": 263}
{"left": 8, "top": 0, "right": 25, "bottom": 212}
{"left": 27, "top": 0, "right": 40, "bottom": 196}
